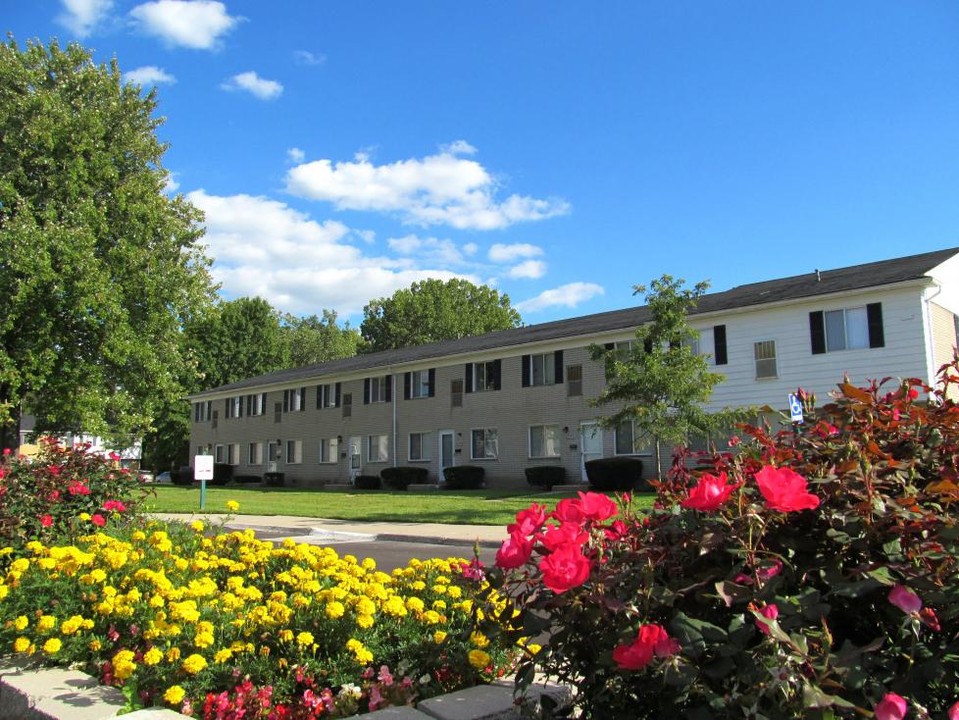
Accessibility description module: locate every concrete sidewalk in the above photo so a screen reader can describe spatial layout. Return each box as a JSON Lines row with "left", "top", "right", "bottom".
{"left": 152, "top": 513, "right": 510, "bottom": 549}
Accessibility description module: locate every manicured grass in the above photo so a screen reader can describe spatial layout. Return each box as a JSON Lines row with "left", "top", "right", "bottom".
{"left": 143, "top": 485, "right": 655, "bottom": 526}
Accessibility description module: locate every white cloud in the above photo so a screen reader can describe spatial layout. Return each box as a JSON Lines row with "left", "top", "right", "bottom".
{"left": 188, "top": 191, "right": 480, "bottom": 316}
{"left": 124, "top": 65, "right": 176, "bottom": 86}
{"left": 488, "top": 243, "right": 543, "bottom": 263}
{"left": 221, "top": 71, "right": 283, "bottom": 100}
{"left": 462, "top": 242, "right": 479, "bottom": 256}
{"left": 506, "top": 260, "right": 547, "bottom": 279}
{"left": 287, "top": 147, "right": 305, "bottom": 163}
{"left": 293, "top": 50, "right": 326, "bottom": 66}
{"left": 387, "top": 234, "right": 472, "bottom": 266}
{"left": 516, "top": 282, "right": 605, "bottom": 313}
{"left": 163, "top": 173, "right": 180, "bottom": 193}
{"left": 440, "top": 140, "right": 477, "bottom": 156}
{"left": 285, "top": 143, "right": 570, "bottom": 230}
{"left": 57, "top": 0, "right": 114, "bottom": 37}
{"left": 130, "top": 0, "right": 239, "bottom": 50}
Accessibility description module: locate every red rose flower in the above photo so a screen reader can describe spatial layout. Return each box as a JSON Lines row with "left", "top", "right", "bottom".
{"left": 612, "top": 624, "right": 678, "bottom": 670}
{"left": 874, "top": 693, "right": 907, "bottom": 720}
{"left": 90, "top": 513, "right": 106, "bottom": 527}
{"left": 495, "top": 532, "right": 533, "bottom": 570}
{"left": 538, "top": 543, "right": 592, "bottom": 593}
{"left": 754, "top": 466, "right": 819, "bottom": 512}
{"left": 948, "top": 700, "right": 959, "bottom": 720}
{"left": 575, "top": 491, "right": 618, "bottom": 522}
{"left": 680, "top": 472, "right": 741, "bottom": 512}
{"left": 103, "top": 499, "right": 127, "bottom": 513}
{"left": 508, "top": 504, "right": 548, "bottom": 536}
{"left": 540, "top": 522, "right": 589, "bottom": 552}
{"left": 40, "top": 514, "right": 54, "bottom": 527}
{"left": 551, "top": 497, "right": 586, "bottom": 525}
{"left": 755, "top": 603, "right": 779, "bottom": 635}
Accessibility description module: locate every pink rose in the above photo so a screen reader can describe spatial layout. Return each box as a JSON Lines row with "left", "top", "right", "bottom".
{"left": 539, "top": 543, "right": 592, "bottom": 594}
{"left": 103, "top": 499, "right": 127, "bottom": 513}
{"left": 551, "top": 497, "right": 586, "bottom": 525}
{"left": 947, "top": 700, "right": 959, "bottom": 720}
{"left": 40, "top": 514, "right": 54, "bottom": 528}
{"left": 755, "top": 603, "right": 779, "bottom": 635}
{"left": 575, "top": 491, "right": 619, "bottom": 522}
{"left": 508, "top": 504, "right": 548, "bottom": 537}
{"left": 612, "top": 624, "right": 678, "bottom": 670}
{"left": 874, "top": 693, "right": 907, "bottom": 720}
{"left": 754, "top": 466, "right": 819, "bottom": 512}
{"left": 888, "top": 585, "right": 922, "bottom": 614}
{"left": 90, "top": 513, "right": 106, "bottom": 527}
{"left": 541, "top": 522, "right": 589, "bottom": 552}
{"left": 681, "top": 472, "right": 741, "bottom": 512}
{"left": 495, "top": 532, "right": 533, "bottom": 570}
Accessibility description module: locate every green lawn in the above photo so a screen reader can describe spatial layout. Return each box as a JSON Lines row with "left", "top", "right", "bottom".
{"left": 143, "top": 485, "right": 654, "bottom": 526}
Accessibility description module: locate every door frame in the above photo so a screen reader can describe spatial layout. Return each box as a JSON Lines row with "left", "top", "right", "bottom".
{"left": 579, "top": 421, "right": 603, "bottom": 483}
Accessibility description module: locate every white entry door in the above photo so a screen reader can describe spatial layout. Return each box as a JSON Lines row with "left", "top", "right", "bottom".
{"left": 439, "top": 430, "right": 455, "bottom": 481}
{"left": 348, "top": 436, "right": 362, "bottom": 481}
{"left": 579, "top": 422, "right": 603, "bottom": 482}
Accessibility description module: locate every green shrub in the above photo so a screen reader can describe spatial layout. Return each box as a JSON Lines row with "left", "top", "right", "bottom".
{"left": 584, "top": 456, "right": 643, "bottom": 491}
{"left": 353, "top": 474, "right": 382, "bottom": 490}
{"left": 442, "top": 465, "right": 485, "bottom": 490}
{"left": 380, "top": 466, "right": 429, "bottom": 490}
{"left": 524, "top": 465, "right": 566, "bottom": 490}
{"left": 491, "top": 361, "right": 959, "bottom": 718}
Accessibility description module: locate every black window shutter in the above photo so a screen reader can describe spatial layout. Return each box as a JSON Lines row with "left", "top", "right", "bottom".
{"left": 316, "top": 385, "right": 322, "bottom": 409}
{"left": 334, "top": 382, "right": 341, "bottom": 407}
{"left": 867, "top": 303, "right": 885, "bottom": 348}
{"left": 809, "top": 311, "right": 826, "bottom": 355}
{"left": 521, "top": 355, "right": 531, "bottom": 387}
{"left": 300, "top": 387, "right": 306, "bottom": 410}
{"left": 404, "top": 372, "right": 411, "bottom": 400}
{"left": 385, "top": 375, "right": 392, "bottom": 402}
{"left": 465, "top": 363, "right": 474, "bottom": 393}
{"left": 554, "top": 351, "right": 564, "bottom": 384}
{"left": 225, "top": 399, "right": 230, "bottom": 417}
{"left": 428, "top": 368, "right": 436, "bottom": 397}
{"left": 604, "top": 342, "right": 614, "bottom": 351}
{"left": 491, "top": 360, "right": 501, "bottom": 390}
{"left": 363, "top": 378, "right": 370, "bottom": 404}
{"left": 237, "top": 399, "right": 243, "bottom": 418}
{"left": 713, "top": 325, "right": 728, "bottom": 365}
{"left": 283, "top": 391, "right": 290, "bottom": 412}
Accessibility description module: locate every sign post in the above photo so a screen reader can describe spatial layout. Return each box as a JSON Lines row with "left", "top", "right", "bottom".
{"left": 194, "top": 454, "right": 214, "bottom": 510}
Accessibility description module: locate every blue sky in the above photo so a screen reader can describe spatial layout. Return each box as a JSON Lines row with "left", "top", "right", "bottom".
{"left": 7, "top": 1, "right": 959, "bottom": 326}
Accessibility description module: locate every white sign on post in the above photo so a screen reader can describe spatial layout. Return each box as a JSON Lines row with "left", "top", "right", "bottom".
{"left": 194, "top": 454, "right": 214, "bottom": 480}
{"left": 788, "top": 394, "right": 804, "bottom": 424}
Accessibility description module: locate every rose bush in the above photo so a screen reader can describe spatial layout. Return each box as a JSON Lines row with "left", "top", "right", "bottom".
{"left": 491, "top": 359, "right": 959, "bottom": 718}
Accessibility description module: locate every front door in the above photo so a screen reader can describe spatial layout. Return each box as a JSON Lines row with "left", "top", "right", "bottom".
{"left": 580, "top": 422, "right": 603, "bottom": 482}
{"left": 348, "top": 436, "right": 362, "bottom": 481}
{"left": 439, "top": 430, "right": 455, "bottom": 481}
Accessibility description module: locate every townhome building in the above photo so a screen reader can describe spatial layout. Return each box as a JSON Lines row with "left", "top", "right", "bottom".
{"left": 188, "top": 247, "right": 959, "bottom": 489}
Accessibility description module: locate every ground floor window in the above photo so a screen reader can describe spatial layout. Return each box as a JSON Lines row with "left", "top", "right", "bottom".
{"left": 529, "top": 424, "right": 562, "bottom": 458}
{"left": 409, "top": 432, "right": 431, "bottom": 461}
{"left": 285, "top": 439, "right": 303, "bottom": 464}
{"left": 319, "top": 437, "right": 339, "bottom": 464}
{"left": 367, "top": 435, "right": 389, "bottom": 463}
{"left": 214, "top": 444, "right": 225, "bottom": 463}
{"left": 614, "top": 421, "right": 653, "bottom": 456}
{"left": 248, "top": 442, "right": 263, "bottom": 465}
{"left": 471, "top": 428, "right": 498, "bottom": 460}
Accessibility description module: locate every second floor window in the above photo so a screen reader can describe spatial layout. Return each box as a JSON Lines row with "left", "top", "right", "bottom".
{"left": 754, "top": 340, "right": 778, "bottom": 379}
{"left": 465, "top": 360, "right": 501, "bottom": 393}
{"left": 522, "top": 351, "right": 564, "bottom": 387}
{"left": 284, "top": 387, "right": 306, "bottom": 412}
{"left": 317, "top": 383, "right": 340, "bottom": 409}
{"left": 364, "top": 376, "right": 392, "bottom": 404}
{"left": 405, "top": 370, "right": 435, "bottom": 399}
{"left": 810, "top": 303, "right": 884, "bottom": 354}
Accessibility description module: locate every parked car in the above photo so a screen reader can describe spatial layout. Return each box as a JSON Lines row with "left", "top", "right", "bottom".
{"left": 155, "top": 471, "right": 172, "bottom": 484}
{"left": 137, "top": 469, "right": 155, "bottom": 483}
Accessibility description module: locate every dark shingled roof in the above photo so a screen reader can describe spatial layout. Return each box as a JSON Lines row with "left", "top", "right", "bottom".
{"left": 195, "top": 247, "right": 957, "bottom": 396}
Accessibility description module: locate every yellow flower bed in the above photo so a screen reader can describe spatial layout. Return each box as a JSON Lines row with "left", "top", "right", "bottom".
{"left": 0, "top": 520, "right": 520, "bottom": 714}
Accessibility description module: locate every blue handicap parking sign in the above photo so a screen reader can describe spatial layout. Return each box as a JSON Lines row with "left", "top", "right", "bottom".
{"left": 788, "top": 394, "right": 804, "bottom": 423}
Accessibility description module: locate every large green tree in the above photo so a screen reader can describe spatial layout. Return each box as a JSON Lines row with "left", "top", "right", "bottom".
{"left": 591, "top": 275, "right": 748, "bottom": 477}
{"left": 361, "top": 278, "right": 522, "bottom": 352}
{"left": 280, "top": 309, "right": 362, "bottom": 367}
{"left": 0, "top": 38, "right": 215, "bottom": 450}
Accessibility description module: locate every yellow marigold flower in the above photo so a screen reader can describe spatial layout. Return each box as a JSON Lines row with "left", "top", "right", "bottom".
{"left": 112, "top": 649, "right": 137, "bottom": 681}
{"left": 13, "top": 615, "right": 29, "bottom": 631}
{"left": 432, "top": 584, "right": 447, "bottom": 595}
{"left": 181, "top": 653, "right": 207, "bottom": 675}
{"left": 142, "top": 647, "right": 163, "bottom": 666}
{"left": 61, "top": 615, "right": 85, "bottom": 635}
{"left": 296, "top": 631, "right": 314, "bottom": 646}
{"left": 432, "top": 600, "right": 447, "bottom": 611}
{"left": 446, "top": 585, "right": 462, "bottom": 599}
{"left": 468, "top": 649, "right": 491, "bottom": 670}
{"left": 79, "top": 513, "right": 91, "bottom": 521}
{"left": 406, "top": 597, "right": 425, "bottom": 613}
{"left": 131, "top": 530, "right": 146, "bottom": 542}
{"left": 361, "top": 557, "right": 376, "bottom": 570}
{"left": 278, "top": 629, "right": 294, "bottom": 642}
{"left": 37, "top": 615, "right": 57, "bottom": 632}
{"left": 164, "top": 685, "right": 186, "bottom": 706}
{"left": 13, "top": 637, "right": 31, "bottom": 653}
{"left": 356, "top": 614, "right": 374, "bottom": 629}
{"left": 0, "top": 585, "right": 7, "bottom": 601}
{"left": 42, "top": 638, "right": 62, "bottom": 654}
{"left": 433, "top": 630, "right": 448, "bottom": 644}
{"left": 37, "top": 557, "right": 56, "bottom": 570}
{"left": 526, "top": 643, "right": 542, "bottom": 656}
{"left": 226, "top": 500, "right": 240, "bottom": 512}
{"left": 422, "top": 610, "right": 441, "bottom": 625}
{"left": 411, "top": 580, "right": 426, "bottom": 591}
{"left": 325, "top": 601, "right": 345, "bottom": 619}
{"left": 213, "top": 648, "right": 233, "bottom": 664}
{"left": 259, "top": 645, "right": 271, "bottom": 657}
{"left": 166, "top": 647, "right": 181, "bottom": 663}
{"left": 470, "top": 631, "right": 490, "bottom": 649}
{"left": 89, "top": 639, "right": 102, "bottom": 652}
{"left": 190, "top": 520, "right": 205, "bottom": 532}
{"left": 354, "top": 596, "right": 376, "bottom": 616}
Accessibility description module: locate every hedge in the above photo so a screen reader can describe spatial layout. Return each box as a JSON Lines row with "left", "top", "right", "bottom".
{"left": 524, "top": 465, "right": 566, "bottom": 490}
{"left": 584, "top": 457, "right": 644, "bottom": 491}
{"left": 380, "top": 466, "right": 430, "bottom": 490}
{"left": 442, "top": 465, "right": 485, "bottom": 490}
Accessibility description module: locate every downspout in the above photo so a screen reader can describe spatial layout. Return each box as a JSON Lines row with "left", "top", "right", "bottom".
{"left": 391, "top": 367, "right": 397, "bottom": 468}
{"left": 922, "top": 282, "right": 943, "bottom": 388}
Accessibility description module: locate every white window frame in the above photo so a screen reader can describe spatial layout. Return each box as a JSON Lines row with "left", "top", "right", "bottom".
{"left": 319, "top": 437, "right": 339, "bottom": 464}
{"left": 472, "top": 361, "right": 498, "bottom": 392}
{"left": 285, "top": 439, "right": 303, "bottom": 465}
{"left": 471, "top": 428, "right": 499, "bottom": 460}
{"left": 410, "top": 371, "right": 431, "bottom": 399}
{"left": 248, "top": 442, "right": 263, "bottom": 466}
{"left": 409, "top": 432, "right": 431, "bottom": 461}
{"left": 529, "top": 353, "right": 556, "bottom": 386}
{"left": 529, "top": 425, "right": 562, "bottom": 459}
{"left": 754, "top": 340, "right": 778, "bottom": 379}
{"left": 369, "top": 377, "right": 389, "bottom": 403}
{"left": 367, "top": 434, "right": 389, "bottom": 463}
{"left": 614, "top": 420, "right": 653, "bottom": 456}
{"left": 824, "top": 307, "right": 869, "bottom": 352}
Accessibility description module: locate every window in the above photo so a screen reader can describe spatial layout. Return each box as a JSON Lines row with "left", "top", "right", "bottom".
{"left": 566, "top": 364, "right": 583, "bottom": 397}
{"left": 364, "top": 376, "right": 392, "bottom": 404}
{"left": 471, "top": 428, "right": 499, "bottom": 460}
{"left": 754, "top": 340, "right": 778, "bottom": 379}
{"left": 405, "top": 370, "right": 435, "bottom": 399}
{"left": 211, "top": 410, "right": 218, "bottom": 429}
{"left": 713, "top": 325, "right": 728, "bottom": 365}
{"left": 274, "top": 402, "right": 282, "bottom": 423}
{"left": 810, "top": 304, "right": 884, "bottom": 354}
{"left": 214, "top": 444, "right": 225, "bottom": 463}
{"left": 615, "top": 421, "right": 653, "bottom": 456}
{"left": 285, "top": 440, "right": 302, "bottom": 464}
{"left": 409, "top": 432, "right": 431, "bottom": 461}
{"left": 319, "top": 437, "right": 339, "bottom": 464}
{"left": 529, "top": 425, "right": 562, "bottom": 458}
{"left": 522, "top": 351, "right": 564, "bottom": 387}
{"left": 367, "top": 435, "right": 389, "bottom": 463}
{"left": 225, "top": 396, "right": 243, "bottom": 419}
{"left": 465, "top": 360, "right": 501, "bottom": 393}
{"left": 451, "top": 379, "right": 464, "bottom": 407}
{"left": 228, "top": 444, "right": 240, "bottom": 465}
{"left": 245, "top": 392, "right": 266, "bottom": 416}
{"left": 283, "top": 387, "right": 306, "bottom": 412}
{"left": 342, "top": 392, "right": 352, "bottom": 418}
{"left": 194, "top": 401, "right": 212, "bottom": 422}
{"left": 248, "top": 442, "right": 263, "bottom": 466}
{"left": 316, "top": 383, "right": 340, "bottom": 409}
